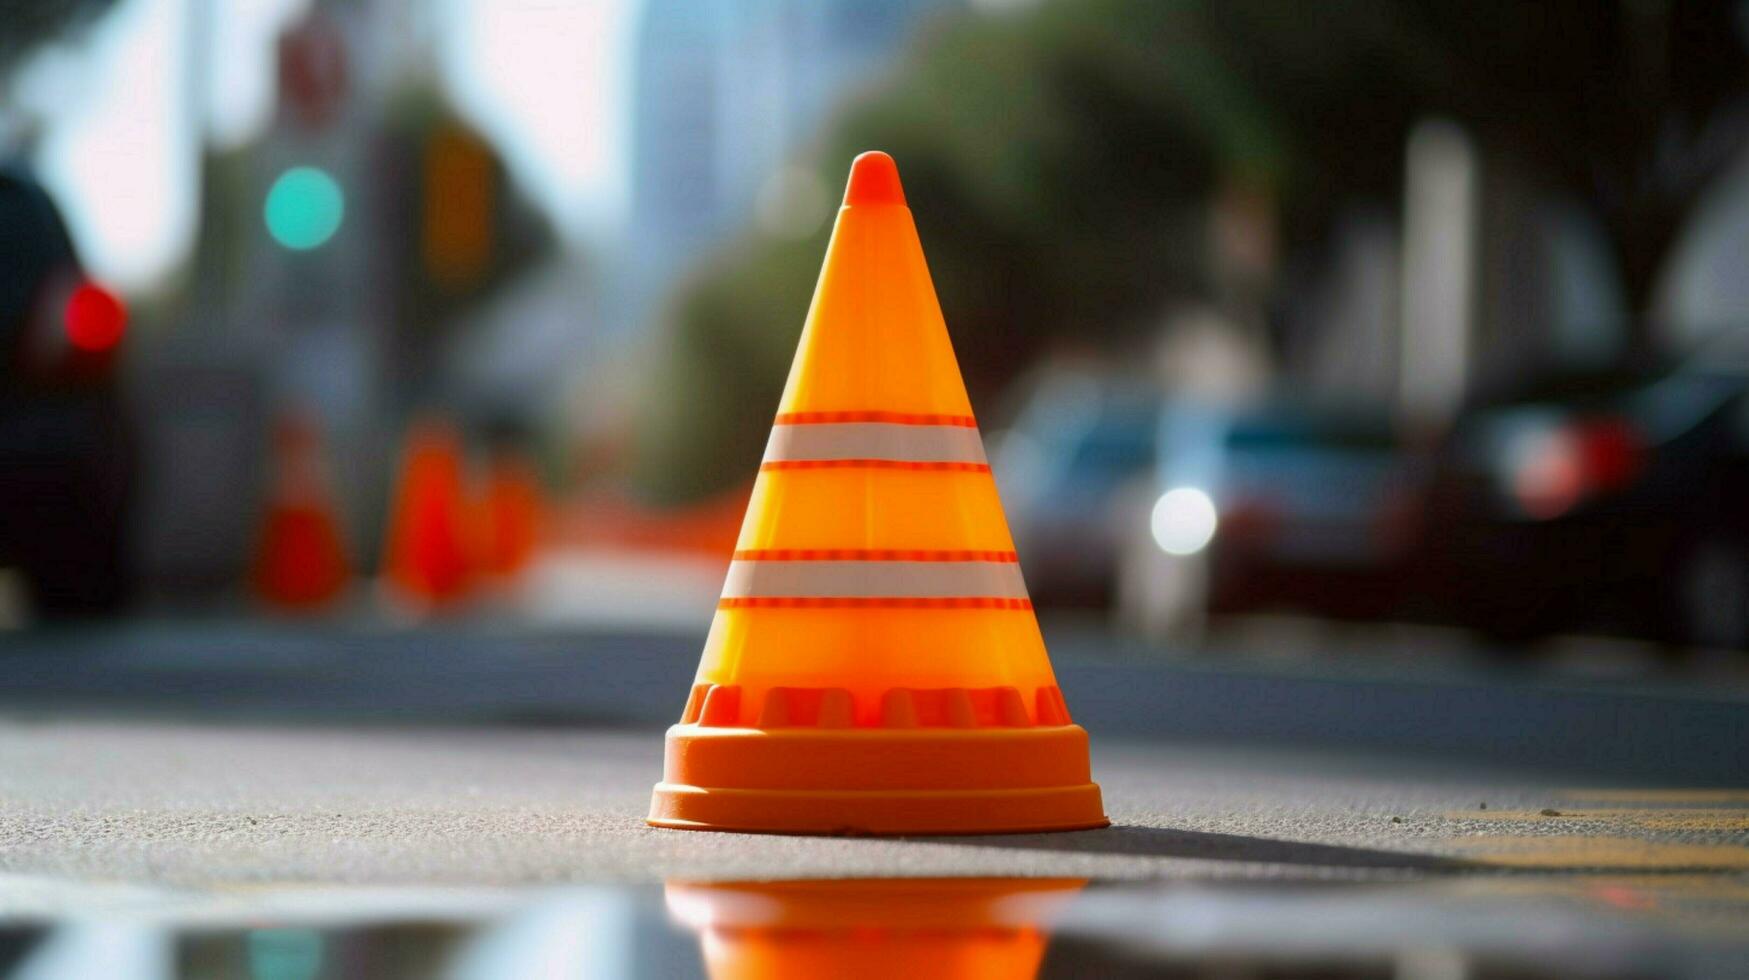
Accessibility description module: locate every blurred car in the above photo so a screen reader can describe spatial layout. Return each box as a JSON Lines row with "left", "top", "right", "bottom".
{"left": 1116, "top": 400, "right": 1423, "bottom": 640}
{"left": 992, "top": 372, "right": 1161, "bottom": 606}
{"left": 0, "top": 168, "right": 135, "bottom": 616}
{"left": 1417, "top": 341, "right": 1749, "bottom": 650}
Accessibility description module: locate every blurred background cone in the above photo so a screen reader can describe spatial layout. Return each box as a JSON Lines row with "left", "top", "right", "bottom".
{"left": 382, "top": 419, "right": 476, "bottom": 610}
{"left": 251, "top": 413, "right": 350, "bottom": 610}
{"left": 647, "top": 152, "right": 1107, "bottom": 835}
{"left": 665, "top": 878, "right": 1084, "bottom": 980}
{"left": 476, "top": 446, "right": 545, "bottom": 583}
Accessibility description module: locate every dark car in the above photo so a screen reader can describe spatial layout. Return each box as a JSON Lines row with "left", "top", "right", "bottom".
{"left": 1417, "top": 344, "right": 1749, "bottom": 650}
{"left": 992, "top": 373, "right": 1161, "bottom": 606}
{"left": 1198, "top": 405, "right": 1423, "bottom": 617}
{"left": 0, "top": 168, "right": 135, "bottom": 616}
{"left": 1117, "top": 399, "right": 1423, "bottom": 638}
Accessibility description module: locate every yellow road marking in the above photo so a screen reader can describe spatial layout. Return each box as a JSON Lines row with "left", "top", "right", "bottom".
{"left": 1556, "top": 789, "right": 1749, "bottom": 805}
{"left": 1444, "top": 808, "right": 1749, "bottom": 831}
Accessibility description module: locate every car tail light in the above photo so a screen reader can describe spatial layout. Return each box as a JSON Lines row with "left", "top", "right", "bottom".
{"left": 64, "top": 282, "right": 127, "bottom": 354}
{"left": 1509, "top": 417, "right": 1643, "bottom": 519}
{"left": 1574, "top": 417, "right": 1642, "bottom": 490}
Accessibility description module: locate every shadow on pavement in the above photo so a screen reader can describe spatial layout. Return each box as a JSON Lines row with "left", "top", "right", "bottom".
{"left": 933, "top": 824, "right": 1481, "bottom": 871}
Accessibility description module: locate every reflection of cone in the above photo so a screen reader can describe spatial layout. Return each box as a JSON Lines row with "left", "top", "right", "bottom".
{"left": 666, "top": 878, "right": 1083, "bottom": 980}
{"left": 382, "top": 421, "right": 474, "bottom": 609}
{"left": 253, "top": 415, "right": 350, "bottom": 609}
{"left": 477, "top": 449, "right": 544, "bottom": 581}
{"left": 648, "top": 152, "right": 1107, "bottom": 835}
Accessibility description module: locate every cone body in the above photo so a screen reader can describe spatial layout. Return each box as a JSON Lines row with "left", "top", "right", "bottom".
{"left": 648, "top": 152, "right": 1106, "bottom": 835}
{"left": 382, "top": 421, "right": 475, "bottom": 608}
{"left": 665, "top": 879, "right": 1082, "bottom": 980}
{"left": 253, "top": 417, "right": 350, "bottom": 609}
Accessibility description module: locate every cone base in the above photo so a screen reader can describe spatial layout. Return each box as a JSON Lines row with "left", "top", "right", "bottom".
{"left": 647, "top": 725, "right": 1108, "bottom": 836}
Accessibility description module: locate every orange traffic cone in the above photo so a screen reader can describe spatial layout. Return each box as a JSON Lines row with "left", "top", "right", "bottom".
{"left": 666, "top": 878, "right": 1084, "bottom": 980}
{"left": 382, "top": 420, "right": 475, "bottom": 610}
{"left": 647, "top": 152, "right": 1107, "bottom": 835}
{"left": 476, "top": 447, "right": 545, "bottom": 582}
{"left": 252, "top": 414, "right": 350, "bottom": 610}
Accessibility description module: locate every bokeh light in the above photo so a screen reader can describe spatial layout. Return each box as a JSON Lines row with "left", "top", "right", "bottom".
{"left": 1151, "top": 487, "right": 1218, "bottom": 556}
{"left": 264, "top": 166, "right": 345, "bottom": 250}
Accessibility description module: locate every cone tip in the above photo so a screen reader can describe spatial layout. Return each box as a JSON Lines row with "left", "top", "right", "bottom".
{"left": 843, "top": 151, "right": 906, "bottom": 207}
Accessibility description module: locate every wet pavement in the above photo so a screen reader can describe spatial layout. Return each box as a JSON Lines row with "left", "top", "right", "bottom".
{"left": 4, "top": 874, "right": 1747, "bottom": 978}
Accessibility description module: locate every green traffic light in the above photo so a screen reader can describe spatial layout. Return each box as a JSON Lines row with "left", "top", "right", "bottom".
{"left": 265, "top": 166, "right": 344, "bottom": 250}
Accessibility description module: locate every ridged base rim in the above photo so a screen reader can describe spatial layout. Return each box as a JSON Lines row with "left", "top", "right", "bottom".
{"left": 647, "top": 725, "right": 1107, "bottom": 836}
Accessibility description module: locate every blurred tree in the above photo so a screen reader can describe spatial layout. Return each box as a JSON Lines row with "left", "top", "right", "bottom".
{"left": 635, "top": 0, "right": 1747, "bottom": 502}
{"left": 0, "top": 0, "right": 115, "bottom": 77}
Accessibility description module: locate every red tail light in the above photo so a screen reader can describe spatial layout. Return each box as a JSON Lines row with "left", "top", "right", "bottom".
{"left": 1573, "top": 417, "right": 1643, "bottom": 491}
{"left": 1510, "top": 416, "right": 1643, "bottom": 519}
{"left": 64, "top": 282, "right": 127, "bottom": 354}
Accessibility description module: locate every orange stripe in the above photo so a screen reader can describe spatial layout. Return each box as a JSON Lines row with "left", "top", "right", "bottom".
{"left": 775, "top": 411, "right": 978, "bottom": 428}
{"left": 732, "top": 549, "right": 1019, "bottom": 562}
{"left": 719, "top": 597, "right": 1034, "bottom": 610}
{"left": 760, "top": 459, "right": 990, "bottom": 473}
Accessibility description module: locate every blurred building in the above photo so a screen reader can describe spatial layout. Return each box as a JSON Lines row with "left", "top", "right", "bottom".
{"left": 616, "top": 0, "right": 959, "bottom": 337}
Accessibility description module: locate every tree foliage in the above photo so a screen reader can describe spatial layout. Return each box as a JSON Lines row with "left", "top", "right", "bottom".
{"left": 0, "top": 1, "right": 116, "bottom": 78}
{"left": 633, "top": 0, "right": 1745, "bottom": 502}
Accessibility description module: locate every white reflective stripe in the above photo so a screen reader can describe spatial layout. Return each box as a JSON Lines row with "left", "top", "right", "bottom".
{"left": 721, "top": 560, "right": 1029, "bottom": 599}
{"left": 764, "top": 423, "right": 987, "bottom": 464}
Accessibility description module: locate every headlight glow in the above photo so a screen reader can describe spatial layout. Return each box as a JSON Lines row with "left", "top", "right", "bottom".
{"left": 1150, "top": 487, "right": 1218, "bottom": 555}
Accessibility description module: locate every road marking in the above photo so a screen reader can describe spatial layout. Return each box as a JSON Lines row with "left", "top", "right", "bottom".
{"left": 1443, "top": 808, "right": 1749, "bottom": 831}
{"left": 1557, "top": 789, "right": 1749, "bottom": 805}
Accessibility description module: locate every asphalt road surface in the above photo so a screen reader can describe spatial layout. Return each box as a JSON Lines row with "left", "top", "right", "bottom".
{"left": 1, "top": 620, "right": 1746, "bottom": 976}
{"left": 1, "top": 718, "right": 1747, "bottom": 975}
{"left": 2, "top": 717, "right": 1746, "bottom": 890}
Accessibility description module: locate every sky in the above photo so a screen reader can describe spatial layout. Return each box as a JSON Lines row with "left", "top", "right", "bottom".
{"left": 15, "top": 0, "right": 204, "bottom": 294}
{"left": 10, "top": 0, "right": 637, "bottom": 294}
{"left": 437, "top": 0, "right": 638, "bottom": 245}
